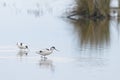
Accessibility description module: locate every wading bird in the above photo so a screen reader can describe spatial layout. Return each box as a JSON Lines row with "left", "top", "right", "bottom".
{"left": 16, "top": 42, "right": 29, "bottom": 50}
{"left": 36, "top": 46, "right": 58, "bottom": 58}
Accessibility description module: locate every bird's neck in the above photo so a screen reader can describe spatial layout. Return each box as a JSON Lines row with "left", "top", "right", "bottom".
{"left": 50, "top": 49, "right": 54, "bottom": 52}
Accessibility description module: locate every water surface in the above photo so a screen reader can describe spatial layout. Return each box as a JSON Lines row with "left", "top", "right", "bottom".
{"left": 0, "top": 0, "right": 120, "bottom": 80}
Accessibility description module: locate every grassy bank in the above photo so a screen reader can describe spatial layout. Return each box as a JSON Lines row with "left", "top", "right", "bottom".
{"left": 68, "top": 0, "right": 110, "bottom": 20}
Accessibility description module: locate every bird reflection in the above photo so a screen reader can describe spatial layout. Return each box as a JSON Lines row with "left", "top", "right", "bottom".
{"left": 38, "top": 58, "right": 55, "bottom": 72}
{"left": 17, "top": 50, "right": 28, "bottom": 58}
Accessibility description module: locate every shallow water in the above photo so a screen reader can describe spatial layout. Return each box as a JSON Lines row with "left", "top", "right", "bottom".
{"left": 0, "top": 0, "right": 120, "bottom": 80}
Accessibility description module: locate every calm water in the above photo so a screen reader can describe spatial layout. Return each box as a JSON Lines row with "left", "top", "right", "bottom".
{"left": 0, "top": 0, "right": 120, "bottom": 80}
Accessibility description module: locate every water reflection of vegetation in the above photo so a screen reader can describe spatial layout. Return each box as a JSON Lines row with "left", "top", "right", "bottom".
{"left": 72, "top": 19, "right": 110, "bottom": 49}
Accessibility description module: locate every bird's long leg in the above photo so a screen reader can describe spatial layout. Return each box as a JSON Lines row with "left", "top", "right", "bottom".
{"left": 44, "top": 56, "right": 47, "bottom": 60}
{"left": 41, "top": 55, "right": 43, "bottom": 58}
{"left": 40, "top": 55, "right": 47, "bottom": 60}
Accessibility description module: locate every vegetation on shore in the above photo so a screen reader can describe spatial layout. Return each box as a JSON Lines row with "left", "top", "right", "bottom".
{"left": 68, "top": 0, "right": 110, "bottom": 20}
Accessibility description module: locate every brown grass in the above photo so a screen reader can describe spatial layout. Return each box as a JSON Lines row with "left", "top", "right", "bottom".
{"left": 75, "top": 0, "right": 110, "bottom": 18}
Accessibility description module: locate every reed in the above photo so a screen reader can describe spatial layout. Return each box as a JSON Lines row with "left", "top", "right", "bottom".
{"left": 72, "top": 0, "right": 110, "bottom": 19}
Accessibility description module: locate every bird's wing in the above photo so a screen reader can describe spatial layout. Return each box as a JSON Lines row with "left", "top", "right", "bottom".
{"left": 45, "top": 48, "right": 49, "bottom": 51}
{"left": 40, "top": 48, "right": 48, "bottom": 52}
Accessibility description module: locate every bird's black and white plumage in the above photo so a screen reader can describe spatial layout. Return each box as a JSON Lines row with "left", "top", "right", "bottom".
{"left": 36, "top": 46, "right": 58, "bottom": 58}
{"left": 16, "top": 42, "right": 29, "bottom": 50}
